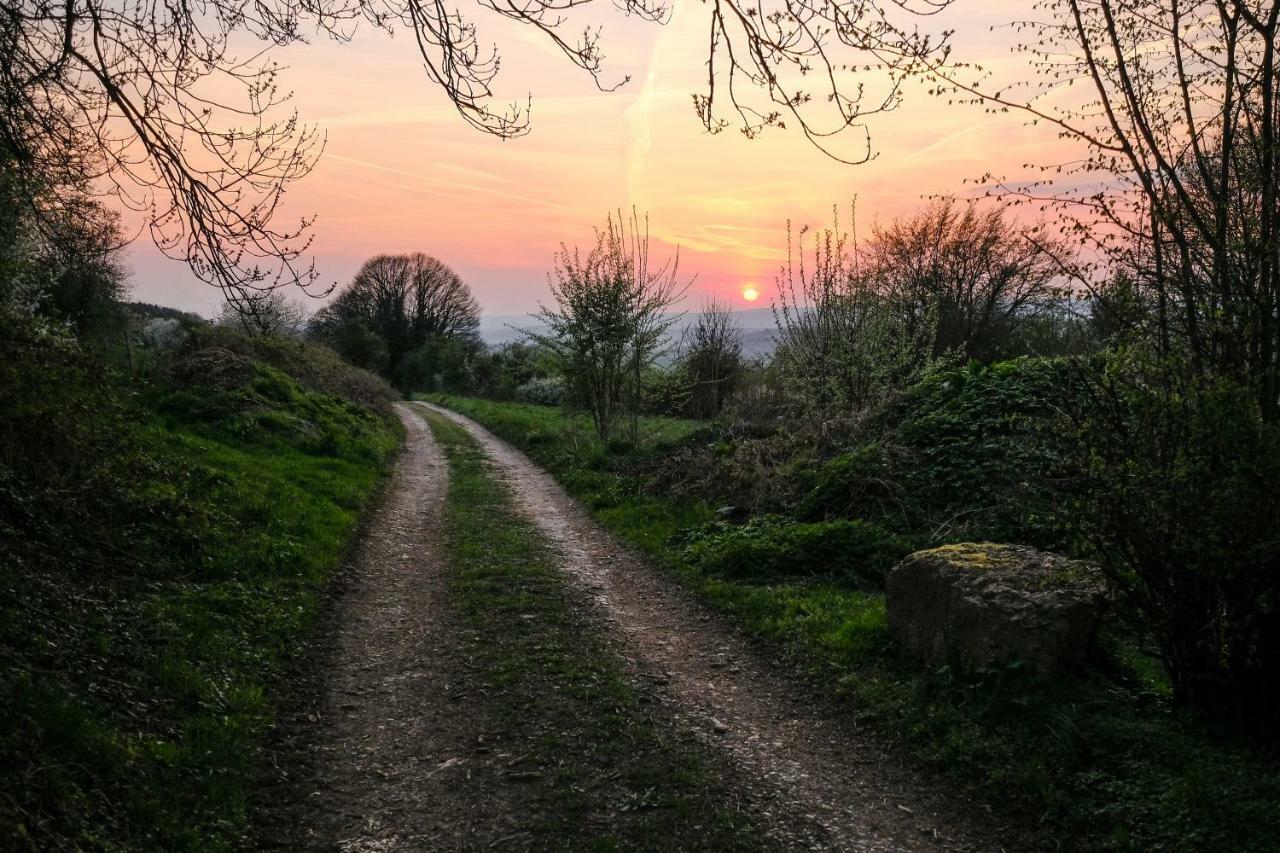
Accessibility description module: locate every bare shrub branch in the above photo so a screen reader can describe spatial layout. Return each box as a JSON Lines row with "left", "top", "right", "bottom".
{"left": 531, "top": 209, "right": 688, "bottom": 442}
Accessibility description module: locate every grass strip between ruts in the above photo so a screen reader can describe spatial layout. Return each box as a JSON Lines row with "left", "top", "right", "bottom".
{"left": 422, "top": 408, "right": 760, "bottom": 851}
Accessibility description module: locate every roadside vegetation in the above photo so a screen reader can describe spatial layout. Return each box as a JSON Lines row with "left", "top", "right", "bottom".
{"left": 0, "top": 168, "right": 402, "bottom": 849}
{"left": 423, "top": 392, "right": 1280, "bottom": 850}
{"left": 1, "top": 315, "right": 400, "bottom": 850}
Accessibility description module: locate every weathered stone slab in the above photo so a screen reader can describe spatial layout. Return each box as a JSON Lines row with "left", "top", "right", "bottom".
{"left": 886, "top": 543, "right": 1106, "bottom": 673}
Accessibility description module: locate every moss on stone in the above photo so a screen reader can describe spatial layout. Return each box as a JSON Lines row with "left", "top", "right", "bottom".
{"left": 922, "top": 542, "right": 1018, "bottom": 571}
{"left": 913, "top": 542, "right": 1101, "bottom": 593}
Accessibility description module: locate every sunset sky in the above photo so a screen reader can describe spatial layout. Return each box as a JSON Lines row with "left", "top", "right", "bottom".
{"left": 127, "top": 0, "right": 1069, "bottom": 319}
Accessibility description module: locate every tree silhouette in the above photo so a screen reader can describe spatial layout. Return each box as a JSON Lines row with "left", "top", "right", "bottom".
{"left": 867, "top": 199, "right": 1066, "bottom": 362}
{"left": 311, "top": 252, "right": 480, "bottom": 385}
{"left": 680, "top": 298, "right": 742, "bottom": 418}
{"left": 920, "top": 0, "right": 1280, "bottom": 416}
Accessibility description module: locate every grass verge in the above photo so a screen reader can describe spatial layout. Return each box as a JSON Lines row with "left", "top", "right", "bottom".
{"left": 423, "top": 408, "right": 758, "bottom": 850}
{"left": 1, "top": 341, "right": 400, "bottom": 851}
{"left": 422, "top": 393, "right": 1280, "bottom": 852}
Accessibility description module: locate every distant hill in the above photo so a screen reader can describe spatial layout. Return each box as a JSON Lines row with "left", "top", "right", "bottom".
{"left": 479, "top": 308, "right": 778, "bottom": 358}
{"left": 477, "top": 315, "right": 548, "bottom": 347}
{"left": 739, "top": 328, "right": 777, "bottom": 359}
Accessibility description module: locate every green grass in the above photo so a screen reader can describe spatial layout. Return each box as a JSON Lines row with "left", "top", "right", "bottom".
{"left": 423, "top": 408, "right": 758, "bottom": 850}
{"left": 423, "top": 393, "right": 1280, "bottom": 852}
{"left": 418, "top": 396, "right": 710, "bottom": 553}
{"left": 2, "top": 352, "right": 400, "bottom": 851}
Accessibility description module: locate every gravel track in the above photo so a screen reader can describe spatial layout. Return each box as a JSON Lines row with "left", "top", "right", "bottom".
{"left": 255, "top": 402, "right": 1012, "bottom": 851}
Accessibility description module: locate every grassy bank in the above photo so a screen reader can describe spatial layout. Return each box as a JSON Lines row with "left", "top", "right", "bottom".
{"left": 423, "top": 408, "right": 759, "bottom": 849}
{"left": 1, "top": 334, "right": 400, "bottom": 851}
{"left": 422, "top": 393, "right": 1280, "bottom": 852}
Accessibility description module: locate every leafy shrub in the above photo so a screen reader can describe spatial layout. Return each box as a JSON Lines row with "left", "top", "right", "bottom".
{"left": 514, "top": 376, "right": 566, "bottom": 406}
{"left": 642, "top": 421, "right": 817, "bottom": 516}
{"left": 324, "top": 318, "right": 388, "bottom": 373}
{"left": 653, "top": 357, "right": 1085, "bottom": 541}
{"left": 722, "top": 358, "right": 790, "bottom": 428}
{"left": 881, "top": 357, "right": 1083, "bottom": 547}
{"left": 681, "top": 515, "right": 917, "bottom": 587}
{"left": 467, "top": 342, "right": 556, "bottom": 400}
{"left": 640, "top": 366, "right": 691, "bottom": 417}
{"left": 1074, "top": 354, "right": 1280, "bottom": 735}
{"left": 395, "top": 335, "right": 475, "bottom": 394}
{"left": 795, "top": 442, "right": 909, "bottom": 525}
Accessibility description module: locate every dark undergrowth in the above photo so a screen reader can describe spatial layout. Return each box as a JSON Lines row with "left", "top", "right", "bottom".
{"left": 1, "top": 325, "right": 401, "bottom": 851}
{"left": 423, "top": 392, "right": 1280, "bottom": 852}
{"left": 424, "top": 409, "right": 760, "bottom": 850}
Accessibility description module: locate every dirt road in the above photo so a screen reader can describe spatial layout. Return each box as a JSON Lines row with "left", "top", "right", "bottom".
{"left": 254, "top": 402, "right": 1007, "bottom": 851}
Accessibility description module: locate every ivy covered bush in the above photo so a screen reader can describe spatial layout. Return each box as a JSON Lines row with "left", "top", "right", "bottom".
{"left": 681, "top": 515, "right": 917, "bottom": 587}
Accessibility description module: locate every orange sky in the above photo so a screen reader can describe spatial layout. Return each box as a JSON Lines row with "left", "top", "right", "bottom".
{"left": 127, "top": 0, "right": 1072, "bottom": 318}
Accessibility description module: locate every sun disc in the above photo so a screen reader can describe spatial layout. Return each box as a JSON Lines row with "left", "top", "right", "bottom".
{"left": 742, "top": 286, "right": 759, "bottom": 303}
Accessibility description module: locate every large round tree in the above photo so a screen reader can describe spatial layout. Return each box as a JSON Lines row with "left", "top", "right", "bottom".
{"left": 311, "top": 253, "right": 480, "bottom": 390}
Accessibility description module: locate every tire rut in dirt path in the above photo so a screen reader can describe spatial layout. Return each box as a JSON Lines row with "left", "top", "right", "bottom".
{"left": 251, "top": 404, "right": 521, "bottom": 851}
{"left": 415, "top": 402, "right": 1013, "bottom": 853}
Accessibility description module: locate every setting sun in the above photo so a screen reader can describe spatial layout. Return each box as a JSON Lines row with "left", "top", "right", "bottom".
{"left": 742, "top": 286, "right": 759, "bottom": 303}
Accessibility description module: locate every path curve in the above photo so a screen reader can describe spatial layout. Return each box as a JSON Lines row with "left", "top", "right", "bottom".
{"left": 416, "top": 401, "right": 1008, "bottom": 853}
